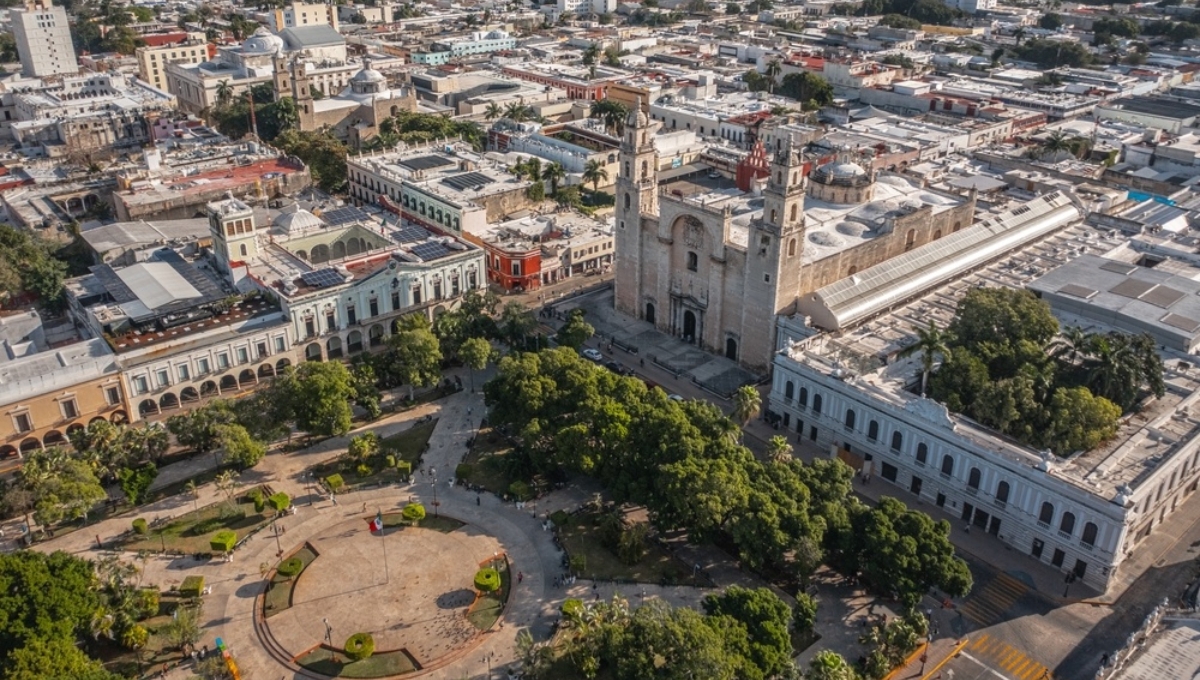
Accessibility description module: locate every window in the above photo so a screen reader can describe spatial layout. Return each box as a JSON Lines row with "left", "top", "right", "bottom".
{"left": 412, "top": 286, "right": 422, "bottom": 305}
{"left": 915, "top": 443, "right": 927, "bottom": 466}
{"left": 809, "top": 425, "right": 818, "bottom": 441}
{"left": 326, "top": 312, "right": 337, "bottom": 332}
{"left": 940, "top": 455, "right": 954, "bottom": 477}
{"left": 177, "top": 364, "right": 190, "bottom": 381}
{"left": 157, "top": 369, "right": 170, "bottom": 388}
{"left": 996, "top": 481, "right": 1010, "bottom": 505}
{"left": 687, "top": 251, "right": 698, "bottom": 272}
{"left": 60, "top": 399, "right": 78, "bottom": 420}
{"left": 890, "top": 431, "right": 903, "bottom": 452}
{"left": 812, "top": 394, "right": 822, "bottom": 415}
{"left": 433, "top": 280, "right": 443, "bottom": 300}
{"left": 134, "top": 375, "right": 149, "bottom": 394}
{"left": 392, "top": 291, "right": 401, "bottom": 311}
{"left": 784, "top": 381, "right": 794, "bottom": 402}
{"left": 868, "top": 421, "right": 879, "bottom": 441}
{"left": 305, "top": 318, "right": 316, "bottom": 338}
{"left": 881, "top": 462, "right": 898, "bottom": 483}
{"left": 197, "top": 358, "right": 210, "bottom": 375}
{"left": 1082, "top": 522, "right": 1098, "bottom": 548}
{"left": 1059, "top": 512, "right": 1076, "bottom": 537}
{"left": 347, "top": 304, "right": 357, "bottom": 326}
{"left": 105, "top": 386, "right": 121, "bottom": 406}
{"left": 844, "top": 409, "right": 856, "bottom": 431}
{"left": 968, "top": 468, "right": 981, "bottom": 490}
{"left": 1039, "top": 502, "right": 1054, "bottom": 526}
{"left": 798, "top": 387, "right": 808, "bottom": 409}
{"left": 511, "top": 262, "right": 521, "bottom": 276}
{"left": 256, "top": 342, "right": 268, "bottom": 359}
{"left": 217, "top": 353, "right": 230, "bottom": 370}
{"left": 13, "top": 412, "right": 32, "bottom": 433}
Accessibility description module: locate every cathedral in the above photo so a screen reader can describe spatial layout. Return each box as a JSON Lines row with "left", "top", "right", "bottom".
{"left": 613, "top": 106, "right": 975, "bottom": 372}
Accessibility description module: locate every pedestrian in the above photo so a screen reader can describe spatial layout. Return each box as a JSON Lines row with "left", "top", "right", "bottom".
{"left": 518, "top": 571, "right": 523, "bottom": 583}
{"left": 476, "top": 495, "right": 481, "bottom": 506}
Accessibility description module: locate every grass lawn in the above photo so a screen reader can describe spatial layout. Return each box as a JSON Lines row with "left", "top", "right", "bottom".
{"left": 264, "top": 545, "right": 319, "bottom": 618}
{"left": 558, "top": 513, "right": 713, "bottom": 587}
{"left": 458, "top": 426, "right": 516, "bottom": 495}
{"left": 296, "top": 646, "right": 419, "bottom": 678}
{"left": 381, "top": 514, "right": 465, "bottom": 533}
{"left": 120, "top": 495, "right": 273, "bottom": 555}
{"left": 467, "top": 558, "right": 510, "bottom": 631}
{"left": 380, "top": 420, "right": 438, "bottom": 464}
{"left": 312, "top": 420, "right": 438, "bottom": 491}
{"left": 94, "top": 595, "right": 193, "bottom": 677}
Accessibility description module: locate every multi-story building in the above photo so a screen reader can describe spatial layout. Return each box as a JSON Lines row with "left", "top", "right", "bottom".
{"left": 557, "top": 0, "right": 617, "bottom": 15}
{"left": 10, "top": 0, "right": 77, "bottom": 78}
{"left": 267, "top": 1, "right": 340, "bottom": 31}
{"left": 136, "top": 40, "right": 212, "bottom": 94}
{"left": 463, "top": 212, "right": 614, "bottom": 291}
{"left": 499, "top": 63, "right": 626, "bottom": 101}
{"left": 0, "top": 311, "right": 126, "bottom": 471}
{"left": 412, "top": 29, "right": 518, "bottom": 65}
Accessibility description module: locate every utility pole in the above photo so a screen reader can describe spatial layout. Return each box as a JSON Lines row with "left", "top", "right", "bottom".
{"left": 247, "top": 89, "right": 259, "bottom": 140}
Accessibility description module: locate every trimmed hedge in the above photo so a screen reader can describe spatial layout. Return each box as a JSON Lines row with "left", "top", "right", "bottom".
{"left": 508, "top": 480, "right": 532, "bottom": 501}
{"left": 132, "top": 518, "right": 148, "bottom": 535}
{"left": 180, "top": 576, "right": 204, "bottom": 598}
{"left": 268, "top": 492, "right": 291, "bottom": 513}
{"left": 277, "top": 557, "right": 303, "bottom": 578}
{"left": 250, "top": 488, "right": 265, "bottom": 513}
{"left": 325, "top": 474, "right": 345, "bottom": 493}
{"left": 474, "top": 567, "right": 500, "bottom": 593}
{"left": 210, "top": 530, "right": 237, "bottom": 553}
{"left": 344, "top": 632, "right": 375, "bottom": 661}
{"left": 401, "top": 503, "right": 426, "bottom": 523}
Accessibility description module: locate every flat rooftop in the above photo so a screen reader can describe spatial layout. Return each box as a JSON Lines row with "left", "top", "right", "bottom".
{"left": 118, "top": 158, "right": 305, "bottom": 208}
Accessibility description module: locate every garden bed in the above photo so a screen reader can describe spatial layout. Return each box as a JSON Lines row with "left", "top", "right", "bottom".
{"left": 467, "top": 557, "right": 510, "bottom": 631}
{"left": 456, "top": 425, "right": 517, "bottom": 495}
{"left": 296, "top": 645, "right": 419, "bottom": 678}
{"left": 311, "top": 420, "right": 438, "bottom": 491}
{"left": 557, "top": 512, "right": 713, "bottom": 587}
{"left": 263, "top": 544, "right": 319, "bottom": 617}
{"left": 380, "top": 514, "right": 464, "bottom": 533}
{"left": 93, "top": 594, "right": 194, "bottom": 677}
{"left": 119, "top": 490, "right": 274, "bottom": 555}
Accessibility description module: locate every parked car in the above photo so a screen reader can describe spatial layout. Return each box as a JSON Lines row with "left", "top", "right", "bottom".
{"left": 582, "top": 348, "right": 603, "bottom": 362}
{"left": 668, "top": 394, "right": 685, "bottom": 402}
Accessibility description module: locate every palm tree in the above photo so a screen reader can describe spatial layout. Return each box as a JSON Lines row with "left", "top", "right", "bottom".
{"left": 582, "top": 42, "right": 600, "bottom": 66}
{"left": 1052, "top": 326, "right": 1091, "bottom": 365}
{"left": 541, "top": 162, "right": 566, "bottom": 195}
{"left": 523, "top": 157, "right": 542, "bottom": 185}
{"left": 499, "top": 302, "right": 537, "bottom": 349}
{"left": 582, "top": 159, "right": 609, "bottom": 191}
{"left": 214, "top": 470, "right": 238, "bottom": 511}
{"left": 90, "top": 607, "right": 116, "bottom": 641}
{"left": 732, "top": 385, "right": 762, "bottom": 426}
{"left": 765, "top": 58, "right": 782, "bottom": 93}
{"left": 1087, "top": 333, "right": 1139, "bottom": 408}
{"left": 484, "top": 102, "right": 502, "bottom": 121}
{"left": 766, "top": 435, "right": 793, "bottom": 463}
{"left": 503, "top": 102, "right": 530, "bottom": 122}
{"left": 215, "top": 80, "right": 233, "bottom": 109}
{"left": 897, "top": 320, "right": 950, "bottom": 397}
{"left": 1039, "top": 131, "right": 1072, "bottom": 159}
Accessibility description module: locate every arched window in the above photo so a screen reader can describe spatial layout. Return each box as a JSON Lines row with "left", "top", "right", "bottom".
{"left": 798, "top": 387, "right": 808, "bottom": 409}
{"left": 686, "top": 251, "right": 698, "bottom": 272}
{"left": 624, "top": 161, "right": 630, "bottom": 177}
{"left": 916, "top": 443, "right": 927, "bottom": 465}
{"left": 812, "top": 394, "right": 822, "bottom": 415}
{"left": 867, "top": 420, "right": 879, "bottom": 441}
{"left": 624, "top": 193, "right": 631, "bottom": 211}
{"left": 1082, "top": 522, "right": 1098, "bottom": 547}
{"left": 933, "top": 230, "right": 942, "bottom": 240}
{"left": 940, "top": 455, "right": 954, "bottom": 476}
{"left": 996, "top": 481, "right": 1010, "bottom": 504}
{"left": 770, "top": 209, "right": 777, "bottom": 223}
{"left": 1060, "top": 512, "right": 1075, "bottom": 536}
{"left": 642, "top": 160, "right": 648, "bottom": 177}
{"left": 890, "top": 431, "right": 903, "bottom": 451}
{"left": 784, "top": 381, "right": 794, "bottom": 401}
{"left": 904, "top": 229, "right": 916, "bottom": 252}
{"left": 1039, "top": 502, "right": 1054, "bottom": 525}
{"left": 790, "top": 204, "right": 798, "bottom": 222}
{"left": 787, "top": 238, "right": 796, "bottom": 257}
{"left": 968, "top": 468, "right": 981, "bottom": 490}
{"left": 844, "top": 409, "right": 856, "bottom": 430}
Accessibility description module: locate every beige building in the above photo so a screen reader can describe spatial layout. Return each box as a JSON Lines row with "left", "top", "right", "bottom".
{"left": 136, "top": 40, "right": 210, "bottom": 94}
{"left": 267, "top": 2, "right": 339, "bottom": 31}
{"left": 0, "top": 312, "right": 126, "bottom": 471}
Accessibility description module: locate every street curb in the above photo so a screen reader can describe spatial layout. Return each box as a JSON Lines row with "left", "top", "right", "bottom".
{"left": 883, "top": 641, "right": 929, "bottom": 680}
{"left": 920, "top": 638, "right": 969, "bottom": 680}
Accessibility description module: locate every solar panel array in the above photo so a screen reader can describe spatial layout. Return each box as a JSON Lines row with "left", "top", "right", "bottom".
{"left": 411, "top": 242, "right": 452, "bottom": 262}
{"left": 401, "top": 155, "right": 456, "bottom": 172}
{"left": 441, "top": 171, "right": 494, "bottom": 192}
{"left": 301, "top": 268, "right": 345, "bottom": 288}
{"left": 394, "top": 224, "right": 430, "bottom": 243}
{"left": 322, "top": 205, "right": 369, "bottom": 226}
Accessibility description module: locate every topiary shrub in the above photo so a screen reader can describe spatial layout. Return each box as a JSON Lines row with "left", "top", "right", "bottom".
{"left": 132, "top": 518, "right": 148, "bottom": 535}
{"left": 356, "top": 463, "right": 372, "bottom": 478}
{"left": 401, "top": 503, "right": 426, "bottom": 523}
{"left": 268, "top": 492, "right": 291, "bottom": 514}
{"left": 344, "top": 632, "right": 375, "bottom": 661}
{"left": 249, "top": 488, "right": 265, "bottom": 513}
{"left": 508, "top": 480, "right": 532, "bottom": 501}
{"left": 561, "top": 598, "right": 584, "bottom": 620}
{"left": 135, "top": 589, "right": 160, "bottom": 620}
{"left": 277, "top": 557, "right": 303, "bottom": 578}
{"left": 210, "top": 530, "right": 237, "bottom": 554}
{"left": 325, "top": 474, "right": 345, "bottom": 494}
{"left": 550, "top": 510, "right": 569, "bottom": 527}
{"left": 474, "top": 567, "right": 500, "bottom": 593}
{"left": 180, "top": 576, "right": 205, "bottom": 598}
{"left": 396, "top": 460, "right": 412, "bottom": 479}
{"left": 455, "top": 463, "right": 473, "bottom": 479}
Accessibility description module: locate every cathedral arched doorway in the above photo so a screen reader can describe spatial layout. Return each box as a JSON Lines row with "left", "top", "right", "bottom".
{"left": 725, "top": 338, "right": 738, "bottom": 361}
{"left": 645, "top": 303, "right": 656, "bottom": 325}
{"left": 683, "top": 310, "right": 697, "bottom": 343}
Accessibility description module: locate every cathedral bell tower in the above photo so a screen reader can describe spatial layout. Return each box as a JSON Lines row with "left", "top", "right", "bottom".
{"left": 754, "top": 134, "right": 806, "bottom": 319}
{"left": 614, "top": 96, "right": 660, "bottom": 318}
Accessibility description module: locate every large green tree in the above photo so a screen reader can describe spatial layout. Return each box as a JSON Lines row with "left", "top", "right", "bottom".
{"left": 701, "top": 587, "right": 793, "bottom": 679}
{"left": 279, "top": 361, "right": 356, "bottom": 436}
{"left": 555, "top": 309, "right": 595, "bottom": 350}
{"left": 382, "top": 314, "right": 443, "bottom": 399}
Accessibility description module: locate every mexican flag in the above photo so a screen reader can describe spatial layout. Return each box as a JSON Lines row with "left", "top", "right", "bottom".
{"left": 368, "top": 511, "right": 383, "bottom": 533}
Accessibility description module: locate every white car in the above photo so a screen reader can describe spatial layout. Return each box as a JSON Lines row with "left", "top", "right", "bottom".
{"left": 668, "top": 394, "right": 684, "bottom": 402}
{"left": 582, "top": 348, "right": 603, "bottom": 362}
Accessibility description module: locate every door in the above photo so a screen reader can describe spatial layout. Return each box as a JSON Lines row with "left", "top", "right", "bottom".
{"left": 936, "top": 492, "right": 946, "bottom": 508}
{"left": 645, "top": 302, "right": 655, "bottom": 325}
{"left": 972, "top": 508, "right": 989, "bottom": 530}
{"left": 910, "top": 475, "right": 923, "bottom": 496}
{"left": 1051, "top": 548, "right": 1065, "bottom": 568}
{"left": 962, "top": 502, "right": 974, "bottom": 522}
{"left": 1073, "top": 559, "right": 1088, "bottom": 579}
{"left": 1032, "top": 539, "right": 1044, "bottom": 559}
{"left": 988, "top": 516, "right": 1001, "bottom": 536}
{"left": 683, "top": 310, "right": 696, "bottom": 343}
{"left": 725, "top": 337, "right": 738, "bottom": 360}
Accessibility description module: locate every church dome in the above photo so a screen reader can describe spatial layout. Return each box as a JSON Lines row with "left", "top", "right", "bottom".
{"left": 828, "top": 161, "right": 867, "bottom": 178}
{"left": 273, "top": 208, "right": 323, "bottom": 234}
{"left": 485, "top": 29, "right": 508, "bottom": 40}
{"left": 351, "top": 66, "right": 386, "bottom": 84}
{"left": 243, "top": 27, "right": 285, "bottom": 55}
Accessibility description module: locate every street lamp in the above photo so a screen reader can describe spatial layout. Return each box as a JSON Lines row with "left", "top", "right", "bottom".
{"left": 431, "top": 467, "right": 440, "bottom": 518}
{"left": 323, "top": 618, "right": 332, "bottom": 645}
{"left": 1063, "top": 571, "right": 1077, "bottom": 598}
{"left": 272, "top": 520, "right": 283, "bottom": 557}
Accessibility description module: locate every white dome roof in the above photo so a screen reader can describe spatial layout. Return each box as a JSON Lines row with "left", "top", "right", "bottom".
{"left": 485, "top": 29, "right": 508, "bottom": 40}
{"left": 243, "top": 27, "right": 285, "bottom": 55}
{"left": 828, "top": 161, "right": 866, "bottom": 177}
{"left": 351, "top": 67, "right": 386, "bottom": 84}
{"left": 273, "top": 208, "right": 322, "bottom": 233}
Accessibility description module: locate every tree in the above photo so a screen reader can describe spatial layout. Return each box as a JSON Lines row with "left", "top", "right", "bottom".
{"left": 702, "top": 586, "right": 793, "bottom": 679}
{"left": 764, "top": 59, "right": 782, "bottom": 93}
{"left": 215, "top": 80, "right": 234, "bottom": 108}
{"left": 778, "top": 72, "right": 833, "bottom": 109}
{"left": 879, "top": 13, "right": 921, "bottom": 29}
{"left": 898, "top": 320, "right": 949, "bottom": 396}
{"left": 214, "top": 470, "right": 239, "bottom": 512}
{"left": 459, "top": 337, "right": 493, "bottom": 393}
{"left": 281, "top": 361, "right": 356, "bottom": 436}
{"left": 6, "top": 636, "right": 119, "bottom": 680}
{"left": 792, "top": 592, "right": 817, "bottom": 635}
{"left": 765, "top": 435, "right": 793, "bottom": 463}
{"left": 385, "top": 314, "right": 443, "bottom": 399}
{"left": 218, "top": 424, "right": 267, "bottom": 469}
{"left": 555, "top": 309, "right": 595, "bottom": 350}
{"left": 30, "top": 459, "right": 107, "bottom": 527}
{"left": 272, "top": 129, "right": 348, "bottom": 193}
{"left": 732, "top": 385, "right": 762, "bottom": 426}
{"left": 583, "top": 159, "right": 609, "bottom": 191}
{"left": 541, "top": 161, "right": 566, "bottom": 195}
{"left": 590, "top": 99, "right": 629, "bottom": 135}
{"left": 167, "top": 401, "right": 235, "bottom": 455}
{"left": 1045, "top": 387, "right": 1120, "bottom": 454}
{"left": 351, "top": 363, "right": 382, "bottom": 420}
{"left": 1039, "top": 12, "right": 1063, "bottom": 30}
{"left": 484, "top": 102, "right": 502, "bottom": 120}
{"left": 582, "top": 42, "right": 600, "bottom": 66}
{"left": 162, "top": 606, "right": 201, "bottom": 651}
{"left": 348, "top": 432, "right": 380, "bottom": 461}
{"left": 1038, "top": 130, "right": 1073, "bottom": 159}
{"left": 807, "top": 651, "right": 857, "bottom": 680}
{"left": 605, "top": 600, "right": 740, "bottom": 679}
{"left": 116, "top": 463, "right": 158, "bottom": 506}
{"left": 499, "top": 302, "right": 538, "bottom": 350}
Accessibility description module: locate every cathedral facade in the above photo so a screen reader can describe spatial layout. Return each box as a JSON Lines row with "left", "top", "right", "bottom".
{"left": 614, "top": 110, "right": 974, "bottom": 372}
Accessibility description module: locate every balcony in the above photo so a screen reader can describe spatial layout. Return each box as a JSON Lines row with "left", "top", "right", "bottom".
{"left": 1037, "top": 521, "right": 1050, "bottom": 530}
{"left": 1058, "top": 530, "right": 1073, "bottom": 540}
{"left": 939, "top": 473, "right": 951, "bottom": 481}
{"left": 965, "top": 486, "right": 978, "bottom": 496}
{"left": 1079, "top": 541, "right": 1094, "bottom": 552}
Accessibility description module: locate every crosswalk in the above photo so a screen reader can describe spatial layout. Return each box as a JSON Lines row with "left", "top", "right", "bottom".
{"left": 959, "top": 572, "right": 1028, "bottom": 626}
{"left": 965, "top": 633, "right": 1055, "bottom": 680}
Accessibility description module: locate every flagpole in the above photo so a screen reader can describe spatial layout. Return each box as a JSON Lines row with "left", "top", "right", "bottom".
{"left": 380, "top": 507, "right": 389, "bottom": 584}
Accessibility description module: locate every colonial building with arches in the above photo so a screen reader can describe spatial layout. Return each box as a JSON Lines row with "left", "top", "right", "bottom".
{"left": 0, "top": 312, "right": 126, "bottom": 470}
{"left": 613, "top": 110, "right": 974, "bottom": 372}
